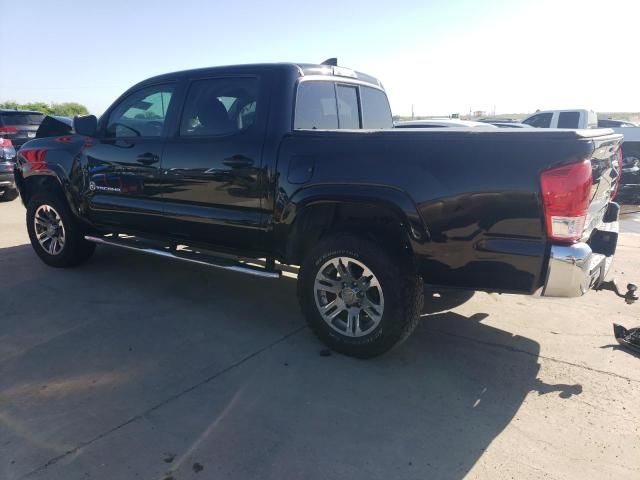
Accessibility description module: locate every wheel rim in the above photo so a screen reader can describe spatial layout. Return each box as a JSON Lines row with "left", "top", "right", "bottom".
{"left": 314, "top": 256, "right": 385, "bottom": 337}
{"left": 33, "top": 205, "right": 66, "bottom": 256}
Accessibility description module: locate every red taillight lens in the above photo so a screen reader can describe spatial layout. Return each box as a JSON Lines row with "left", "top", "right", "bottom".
{"left": 0, "top": 138, "right": 13, "bottom": 147}
{"left": 0, "top": 127, "right": 18, "bottom": 134}
{"left": 541, "top": 159, "right": 592, "bottom": 243}
{"left": 20, "top": 149, "right": 48, "bottom": 168}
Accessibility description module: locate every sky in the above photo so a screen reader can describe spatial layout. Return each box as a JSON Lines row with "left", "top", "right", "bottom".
{"left": 1, "top": 0, "right": 639, "bottom": 117}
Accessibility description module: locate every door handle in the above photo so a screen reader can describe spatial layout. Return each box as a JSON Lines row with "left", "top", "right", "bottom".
{"left": 223, "top": 155, "right": 254, "bottom": 169}
{"left": 136, "top": 153, "right": 159, "bottom": 166}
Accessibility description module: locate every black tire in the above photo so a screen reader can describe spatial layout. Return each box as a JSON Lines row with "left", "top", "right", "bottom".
{"left": 298, "top": 233, "right": 424, "bottom": 358}
{"left": 0, "top": 189, "right": 18, "bottom": 202}
{"left": 26, "top": 191, "right": 96, "bottom": 268}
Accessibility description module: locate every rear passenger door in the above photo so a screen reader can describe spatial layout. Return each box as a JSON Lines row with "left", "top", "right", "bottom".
{"left": 159, "top": 76, "right": 267, "bottom": 251}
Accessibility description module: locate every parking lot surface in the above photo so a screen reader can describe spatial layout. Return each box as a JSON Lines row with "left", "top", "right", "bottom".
{"left": 1, "top": 198, "right": 639, "bottom": 480}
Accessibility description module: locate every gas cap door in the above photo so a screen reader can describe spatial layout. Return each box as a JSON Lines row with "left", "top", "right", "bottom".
{"left": 287, "top": 155, "right": 315, "bottom": 184}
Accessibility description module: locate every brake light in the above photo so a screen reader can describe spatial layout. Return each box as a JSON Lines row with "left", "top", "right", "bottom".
{"left": 0, "top": 127, "right": 18, "bottom": 134}
{"left": 0, "top": 138, "right": 13, "bottom": 147}
{"left": 20, "top": 149, "right": 48, "bottom": 168}
{"left": 540, "top": 159, "right": 592, "bottom": 243}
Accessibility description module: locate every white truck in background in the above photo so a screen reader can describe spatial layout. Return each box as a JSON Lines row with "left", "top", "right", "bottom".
{"left": 521, "top": 109, "right": 640, "bottom": 204}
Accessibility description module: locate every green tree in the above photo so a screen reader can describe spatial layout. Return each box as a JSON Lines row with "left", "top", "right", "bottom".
{"left": 22, "top": 102, "right": 54, "bottom": 115}
{"left": 0, "top": 100, "right": 89, "bottom": 116}
{"left": 51, "top": 102, "right": 89, "bottom": 116}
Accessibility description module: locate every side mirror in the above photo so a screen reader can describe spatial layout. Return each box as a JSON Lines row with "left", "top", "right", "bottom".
{"left": 73, "top": 115, "right": 98, "bottom": 137}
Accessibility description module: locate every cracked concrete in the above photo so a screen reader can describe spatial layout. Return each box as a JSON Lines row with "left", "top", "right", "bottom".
{"left": 1, "top": 198, "right": 639, "bottom": 480}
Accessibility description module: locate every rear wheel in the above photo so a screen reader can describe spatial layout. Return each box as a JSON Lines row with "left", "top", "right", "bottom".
{"left": 298, "top": 234, "right": 424, "bottom": 358}
{"left": 26, "top": 191, "right": 95, "bottom": 267}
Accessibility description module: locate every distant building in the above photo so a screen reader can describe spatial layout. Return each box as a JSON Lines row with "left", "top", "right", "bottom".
{"left": 473, "top": 110, "right": 486, "bottom": 118}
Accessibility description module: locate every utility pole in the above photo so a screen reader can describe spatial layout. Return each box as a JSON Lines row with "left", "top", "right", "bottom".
{"left": 411, "top": 104, "right": 414, "bottom": 120}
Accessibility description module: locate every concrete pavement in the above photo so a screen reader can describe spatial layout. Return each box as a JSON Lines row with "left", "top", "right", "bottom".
{"left": 1, "top": 197, "right": 639, "bottom": 480}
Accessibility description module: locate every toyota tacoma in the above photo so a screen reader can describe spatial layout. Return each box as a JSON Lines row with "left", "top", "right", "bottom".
{"left": 14, "top": 61, "right": 623, "bottom": 357}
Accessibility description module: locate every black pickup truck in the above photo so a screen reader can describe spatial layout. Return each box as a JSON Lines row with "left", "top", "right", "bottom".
{"left": 14, "top": 61, "right": 623, "bottom": 357}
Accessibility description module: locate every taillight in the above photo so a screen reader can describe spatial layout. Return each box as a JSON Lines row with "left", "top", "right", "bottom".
{"left": 540, "top": 159, "right": 592, "bottom": 243}
{"left": 0, "top": 127, "right": 18, "bottom": 134}
{"left": 0, "top": 138, "right": 13, "bottom": 147}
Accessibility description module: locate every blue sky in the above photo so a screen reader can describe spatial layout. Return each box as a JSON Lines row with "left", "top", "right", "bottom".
{"left": 2, "top": 0, "right": 639, "bottom": 116}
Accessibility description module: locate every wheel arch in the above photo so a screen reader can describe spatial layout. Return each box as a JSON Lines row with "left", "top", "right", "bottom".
{"left": 279, "top": 184, "right": 428, "bottom": 265}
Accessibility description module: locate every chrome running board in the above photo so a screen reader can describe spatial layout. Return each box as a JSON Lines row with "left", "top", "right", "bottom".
{"left": 84, "top": 235, "right": 281, "bottom": 279}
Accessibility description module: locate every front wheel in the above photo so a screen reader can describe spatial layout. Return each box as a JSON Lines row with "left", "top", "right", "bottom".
{"left": 298, "top": 234, "right": 424, "bottom": 358}
{"left": 26, "top": 191, "right": 96, "bottom": 267}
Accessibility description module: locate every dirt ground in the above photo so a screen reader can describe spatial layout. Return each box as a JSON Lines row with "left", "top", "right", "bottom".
{"left": 1, "top": 198, "right": 639, "bottom": 480}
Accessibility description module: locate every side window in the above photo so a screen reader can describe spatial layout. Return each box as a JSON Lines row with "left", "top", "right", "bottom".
{"left": 361, "top": 87, "right": 393, "bottom": 129}
{"left": 558, "top": 112, "right": 580, "bottom": 128}
{"left": 295, "top": 82, "right": 338, "bottom": 130}
{"left": 522, "top": 113, "right": 552, "bottom": 128}
{"left": 336, "top": 85, "right": 360, "bottom": 129}
{"left": 106, "top": 85, "right": 174, "bottom": 138}
{"left": 180, "top": 77, "right": 259, "bottom": 136}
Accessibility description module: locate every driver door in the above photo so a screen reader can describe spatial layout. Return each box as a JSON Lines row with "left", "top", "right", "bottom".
{"left": 84, "top": 83, "right": 176, "bottom": 233}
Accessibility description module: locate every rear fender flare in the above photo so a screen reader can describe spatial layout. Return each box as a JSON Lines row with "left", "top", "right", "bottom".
{"left": 279, "top": 184, "right": 429, "bottom": 261}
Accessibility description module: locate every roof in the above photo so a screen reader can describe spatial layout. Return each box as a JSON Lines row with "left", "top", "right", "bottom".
{"left": 135, "top": 62, "right": 383, "bottom": 90}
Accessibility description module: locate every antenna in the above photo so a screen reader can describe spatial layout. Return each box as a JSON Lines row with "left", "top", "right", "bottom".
{"left": 321, "top": 58, "right": 338, "bottom": 66}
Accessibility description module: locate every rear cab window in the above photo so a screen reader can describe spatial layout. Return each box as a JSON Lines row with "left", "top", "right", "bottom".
{"left": 0, "top": 112, "right": 45, "bottom": 126}
{"left": 294, "top": 80, "right": 392, "bottom": 130}
{"left": 557, "top": 111, "right": 580, "bottom": 128}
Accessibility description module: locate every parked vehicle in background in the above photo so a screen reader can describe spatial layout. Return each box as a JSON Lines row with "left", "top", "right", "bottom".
{"left": 0, "top": 138, "right": 17, "bottom": 201}
{"left": 598, "top": 119, "right": 637, "bottom": 128}
{"left": 394, "top": 119, "right": 498, "bottom": 128}
{"left": 0, "top": 110, "right": 45, "bottom": 149}
{"left": 14, "top": 61, "right": 624, "bottom": 358}
{"left": 520, "top": 109, "right": 640, "bottom": 204}
{"left": 522, "top": 109, "right": 598, "bottom": 129}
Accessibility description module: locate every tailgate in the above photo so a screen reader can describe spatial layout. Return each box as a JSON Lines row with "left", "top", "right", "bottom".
{"left": 583, "top": 132, "right": 623, "bottom": 239}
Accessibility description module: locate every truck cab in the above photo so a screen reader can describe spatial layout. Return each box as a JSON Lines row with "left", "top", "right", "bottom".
{"left": 522, "top": 109, "right": 598, "bottom": 129}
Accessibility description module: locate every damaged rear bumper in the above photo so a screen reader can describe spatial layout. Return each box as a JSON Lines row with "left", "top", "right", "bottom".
{"left": 541, "top": 220, "right": 618, "bottom": 298}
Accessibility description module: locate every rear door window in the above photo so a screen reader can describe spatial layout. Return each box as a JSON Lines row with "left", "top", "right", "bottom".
{"left": 179, "top": 77, "right": 259, "bottom": 136}
{"left": 522, "top": 113, "right": 552, "bottom": 128}
{"left": 557, "top": 111, "right": 580, "bottom": 128}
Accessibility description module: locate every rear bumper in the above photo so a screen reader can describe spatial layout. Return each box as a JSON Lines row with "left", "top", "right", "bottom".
{"left": 541, "top": 220, "right": 618, "bottom": 297}
{"left": 0, "top": 169, "right": 16, "bottom": 190}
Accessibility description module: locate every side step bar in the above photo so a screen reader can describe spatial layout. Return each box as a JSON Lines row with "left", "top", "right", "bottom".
{"left": 84, "top": 235, "right": 281, "bottom": 279}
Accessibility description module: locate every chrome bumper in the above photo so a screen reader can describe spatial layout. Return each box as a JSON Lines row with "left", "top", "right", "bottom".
{"left": 541, "top": 221, "right": 618, "bottom": 297}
